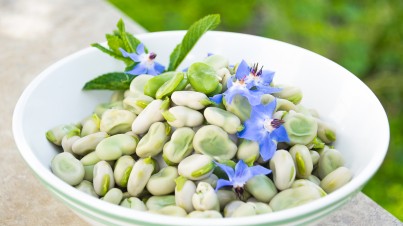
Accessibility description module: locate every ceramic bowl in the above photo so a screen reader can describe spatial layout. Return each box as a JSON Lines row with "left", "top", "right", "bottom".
{"left": 13, "top": 31, "right": 389, "bottom": 225}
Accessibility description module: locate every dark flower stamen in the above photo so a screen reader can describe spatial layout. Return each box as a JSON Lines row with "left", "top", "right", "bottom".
{"left": 234, "top": 186, "right": 245, "bottom": 199}
{"left": 149, "top": 52, "right": 157, "bottom": 60}
{"left": 250, "top": 63, "right": 264, "bottom": 77}
{"left": 271, "top": 118, "right": 284, "bottom": 129}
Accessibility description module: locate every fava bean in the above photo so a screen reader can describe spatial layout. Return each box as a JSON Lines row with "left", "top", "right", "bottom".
{"left": 204, "top": 107, "right": 242, "bottom": 134}
{"left": 51, "top": 152, "right": 84, "bottom": 186}
{"left": 192, "top": 182, "right": 220, "bottom": 211}
{"left": 175, "top": 176, "right": 196, "bottom": 213}
{"left": 120, "top": 197, "right": 147, "bottom": 211}
{"left": 171, "top": 91, "right": 212, "bottom": 110}
{"left": 147, "top": 166, "right": 178, "bottom": 196}
{"left": 163, "top": 106, "right": 204, "bottom": 128}
{"left": 72, "top": 132, "right": 109, "bottom": 156}
{"left": 136, "top": 122, "right": 169, "bottom": 158}
{"left": 93, "top": 161, "right": 115, "bottom": 196}
{"left": 163, "top": 127, "right": 195, "bottom": 165}
{"left": 269, "top": 150, "right": 296, "bottom": 190}
{"left": 100, "top": 109, "right": 136, "bottom": 135}
{"left": 95, "top": 134, "right": 137, "bottom": 161}
{"left": 127, "top": 157, "right": 156, "bottom": 196}
{"left": 178, "top": 154, "right": 214, "bottom": 180}
{"left": 75, "top": 180, "right": 98, "bottom": 198}
{"left": 131, "top": 99, "right": 165, "bottom": 134}
{"left": 113, "top": 155, "right": 135, "bottom": 187}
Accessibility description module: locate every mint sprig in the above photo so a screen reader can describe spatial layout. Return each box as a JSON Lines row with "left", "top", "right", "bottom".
{"left": 84, "top": 14, "right": 221, "bottom": 90}
{"left": 83, "top": 72, "right": 134, "bottom": 90}
{"left": 167, "top": 14, "right": 220, "bottom": 71}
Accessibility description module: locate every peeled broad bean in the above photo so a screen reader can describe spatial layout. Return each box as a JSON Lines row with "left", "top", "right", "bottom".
{"left": 192, "top": 182, "right": 220, "bottom": 211}
{"left": 231, "top": 202, "right": 257, "bottom": 217}
{"left": 146, "top": 195, "right": 176, "bottom": 211}
{"left": 130, "top": 74, "right": 153, "bottom": 96}
{"left": 100, "top": 109, "right": 136, "bottom": 135}
{"left": 247, "top": 201, "right": 273, "bottom": 214}
{"left": 147, "top": 166, "right": 178, "bottom": 196}
{"left": 61, "top": 135, "right": 80, "bottom": 154}
{"left": 114, "top": 155, "right": 135, "bottom": 187}
{"left": 127, "top": 157, "right": 156, "bottom": 196}
{"left": 289, "top": 144, "right": 313, "bottom": 179}
{"left": 187, "top": 62, "right": 219, "bottom": 94}
{"left": 307, "top": 175, "right": 321, "bottom": 186}
{"left": 269, "top": 185, "right": 323, "bottom": 211}
{"left": 203, "top": 54, "right": 229, "bottom": 71}
{"left": 83, "top": 164, "right": 95, "bottom": 181}
{"left": 237, "top": 139, "right": 260, "bottom": 165}
{"left": 261, "top": 95, "right": 297, "bottom": 111}
{"left": 144, "top": 72, "right": 176, "bottom": 98}
{"left": 93, "top": 161, "right": 115, "bottom": 196}
{"left": 317, "top": 149, "right": 345, "bottom": 179}
{"left": 51, "top": 152, "right": 84, "bottom": 186}
{"left": 272, "top": 85, "right": 303, "bottom": 104}
{"left": 245, "top": 175, "right": 277, "bottom": 202}
{"left": 316, "top": 119, "right": 337, "bottom": 144}
{"left": 81, "top": 152, "right": 101, "bottom": 166}
{"left": 72, "top": 132, "right": 109, "bottom": 156}
{"left": 223, "top": 95, "right": 251, "bottom": 122}
{"left": 216, "top": 190, "right": 237, "bottom": 210}
{"left": 204, "top": 107, "right": 242, "bottom": 134}
{"left": 175, "top": 176, "right": 196, "bottom": 213}
{"left": 187, "top": 210, "right": 223, "bottom": 218}
{"left": 81, "top": 114, "right": 101, "bottom": 137}
{"left": 120, "top": 197, "right": 147, "bottom": 211}
{"left": 283, "top": 111, "right": 318, "bottom": 145}
{"left": 94, "top": 101, "right": 124, "bottom": 117}
{"left": 269, "top": 150, "right": 296, "bottom": 190}
{"left": 75, "top": 180, "right": 98, "bottom": 198}
{"left": 223, "top": 201, "right": 244, "bottom": 217}
{"left": 291, "top": 179, "right": 327, "bottom": 197}
{"left": 95, "top": 134, "right": 137, "bottom": 161}
{"left": 155, "top": 72, "right": 185, "bottom": 99}
{"left": 46, "top": 124, "right": 80, "bottom": 146}
{"left": 123, "top": 94, "right": 154, "bottom": 115}
{"left": 193, "top": 125, "right": 237, "bottom": 161}
{"left": 178, "top": 154, "right": 214, "bottom": 180}
{"left": 150, "top": 206, "right": 187, "bottom": 217}
{"left": 102, "top": 188, "right": 123, "bottom": 205}
{"left": 131, "top": 99, "right": 165, "bottom": 134}
{"left": 310, "top": 150, "right": 320, "bottom": 166}
{"left": 320, "top": 167, "right": 352, "bottom": 193}
{"left": 171, "top": 91, "right": 212, "bottom": 110}
{"left": 110, "top": 90, "right": 125, "bottom": 102}
{"left": 136, "top": 122, "right": 169, "bottom": 158}
{"left": 196, "top": 174, "right": 218, "bottom": 189}
{"left": 163, "top": 127, "right": 195, "bottom": 165}
{"left": 163, "top": 106, "right": 204, "bottom": 128}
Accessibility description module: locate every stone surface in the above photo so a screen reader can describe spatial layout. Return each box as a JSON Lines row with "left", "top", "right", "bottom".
{"left": 0, "top": 0, "right": 400, "bottom": 225}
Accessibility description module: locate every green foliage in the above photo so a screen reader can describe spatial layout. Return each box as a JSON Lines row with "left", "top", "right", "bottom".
{"left": 83, "top": 72, "right": 134, "bottom": 90}
{"left": 168, "top": 14, "right": 220, "bottom": 71}
{"left": 108, "top": 0, "right": 403, "bottom": 219}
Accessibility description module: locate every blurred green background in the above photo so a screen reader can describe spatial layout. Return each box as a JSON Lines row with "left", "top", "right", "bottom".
{"left": 108, "top": 0, "right": 402, "bottom": 219}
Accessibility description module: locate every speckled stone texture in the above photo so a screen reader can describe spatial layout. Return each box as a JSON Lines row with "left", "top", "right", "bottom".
{"left": 0, "top": 0, "right": 400, "bottom": 225}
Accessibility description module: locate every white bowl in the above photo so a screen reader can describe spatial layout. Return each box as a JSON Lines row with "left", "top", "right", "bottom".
{"left": 13, "top": 31, "right": 389, "bottom": 225}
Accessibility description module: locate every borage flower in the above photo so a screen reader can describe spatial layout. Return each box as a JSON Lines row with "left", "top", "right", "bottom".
{"left": 210, "top": 60, "right": 280, "bottom": 105}
{"left": 244, "top": 62, "right": 282, "bottom": 94}
{"left": 238, "top": 99, "right": 290, "bottom": 161}
{"left": 119, "top": 43, "right": 165, "bottom": 76}
{"left": 210, "top": 60, "right": 263, "bottom": 106}
{"left": 215, "top": 160, "right": 271, "bottom": 198}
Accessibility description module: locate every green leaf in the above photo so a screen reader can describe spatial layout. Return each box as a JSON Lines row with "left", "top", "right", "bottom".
{"left": 91, "top": 43, "right": 130, "bottom": 63}
{"left": 167, "top": 14, "right": 220, "bottom": 71}
{"left": 116, "top": 19, "right": 143, "bottom": 53}
{"left": 83, "top": 72, "right": 134, "bottom": 90}
{"left": 106, "top": 34, "right": 124, "bottom": 55}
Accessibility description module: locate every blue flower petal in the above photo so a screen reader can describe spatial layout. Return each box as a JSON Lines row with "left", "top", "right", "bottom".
{"left": 215, "top": 179, "right": 233, "bottom": 191}
{"left": 126, "top": 63, "right": 147, "bottom": 75}
{"left": 136, "top": 43, "right": 145, "bottom": 54}
{"left": 260, "top": 70, "right": 275, "bottom": 84}
{"left": 234, "top": 160, "right": 248, "bottom": 179}
{"left": 258, "top": 99, "right": 277, "bottom": 116}
{"left": 259, "top": 136, "right": 277, "bottom": 161}
{"left": 271, "top": 125, "right": 290, "bottom": 143}
{"left": 153, "top": 61, "right": 166, "bottom": 74}
{"left": 235, "top": 60, "right": 250, "bottom": 80}
{"left": 214, "top": 162, "right": 235, "bottom": 180}
{"left": 248, "top": 165, "right": 272, "bottom": 177}
{"left": 120, "top": 48, "right": 140, "bottom": 62}
{"left": 257, "top": 86, "right": 282, "bottom": 94}
{"left": 210, "top": 94, "right": 223, "bottom": 104}
{"left": 238, "top": 120, "right": 264, "bottom": 142}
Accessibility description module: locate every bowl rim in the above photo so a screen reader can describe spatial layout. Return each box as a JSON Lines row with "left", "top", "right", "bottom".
{"left": 12, "top": 30, "right": 390, "bottom": 225}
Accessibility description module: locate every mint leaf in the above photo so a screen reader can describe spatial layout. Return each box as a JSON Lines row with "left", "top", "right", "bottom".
{"left": 167, "top": 14, "right": 220, "bottom": 71}
{"left": 83, "top": 72, "right": 134, "bottom": 90}
{"left": 106, "top": 34, "right": 124, "bottom": 55}
{"left": 90, "top": 43, "right": 131, "bottom": 64}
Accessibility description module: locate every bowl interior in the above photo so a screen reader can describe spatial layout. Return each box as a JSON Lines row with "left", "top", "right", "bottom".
{"left": 13, "top": 31, "right": 389, "bottom": 225}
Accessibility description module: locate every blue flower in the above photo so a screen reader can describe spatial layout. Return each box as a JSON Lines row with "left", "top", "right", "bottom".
{"left": 215, "top": 160, "right": 271, "bottom": 197}
{"left": 119, "top": 43, "right": 165, "bottom": 76}
{"left": 238, "top": 99, "right": 290, "bottom": 161}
